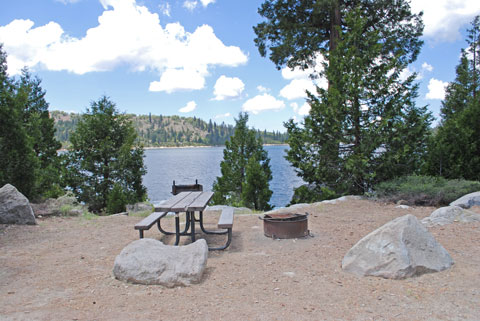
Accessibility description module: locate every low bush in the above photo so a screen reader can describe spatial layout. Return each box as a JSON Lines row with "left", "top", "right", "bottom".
{"left": 373, "top": 175, "right": 480, "bottom": 206}
{"left": 106, "top": 184, "right": 128, "bottom": 214}
{"left": 289, "top": 184, "right": 338, "bottom": 206}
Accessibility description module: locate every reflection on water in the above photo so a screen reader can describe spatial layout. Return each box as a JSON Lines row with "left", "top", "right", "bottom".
{"left": 142, "top": 145, "right": 303, "bottom": 208}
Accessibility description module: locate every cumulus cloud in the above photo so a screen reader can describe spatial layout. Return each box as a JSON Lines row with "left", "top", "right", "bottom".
{"left": 0, "top": 0, "right": 247, "bottom": 93}
{"left": 290, "top": 102, "right": 311, "bottom": 116}
{"left": 200, "top": 0, "right": 215, "bottom": 7}
{"left": 179, "top": 101, "right": 197, "bottom": 113}
{"left": 280, "top": 54, "right": 327, "bottom": 100}
{"left": 411, "top": 0, "right": 480, "bottom": 41}
{"left": 213, "top": 75, "right": 245, "bottom": 100}
{"left": 422, "top": 62, "right": 433, "bottom": 72}
{"left": 183, "top": 0, "right": 197, "bottom": 11}
{"left": 280, "top": 78, "right": 317, "bottom": 100}
{"left": 256, "top": 85, "right": 269, "bottom": 93}
{"left": 183, "top": 0, "right": 214, "bottom": 11}
{"left": 426, "top": 78, "right": 448, "bottom": 100}
{"left": 242, "top": 94, "right": 285, "bottom": 115}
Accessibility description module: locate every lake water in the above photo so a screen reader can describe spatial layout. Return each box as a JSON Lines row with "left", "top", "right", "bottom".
{"left": 143, "top": 145, "right": 304, "bottom": 208}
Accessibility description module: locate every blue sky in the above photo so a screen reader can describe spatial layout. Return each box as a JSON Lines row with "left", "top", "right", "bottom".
{"left": 1, "top": 0, "right": 480, "bottom": 132}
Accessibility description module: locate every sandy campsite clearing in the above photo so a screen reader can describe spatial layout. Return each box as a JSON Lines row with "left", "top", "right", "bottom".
{"left": 1, "top": 199, "right": 480, "bottom": 321}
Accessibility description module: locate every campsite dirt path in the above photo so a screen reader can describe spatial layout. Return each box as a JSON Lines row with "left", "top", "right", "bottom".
{"left": 1, "top": 199, "right": 480, "bottom": 321}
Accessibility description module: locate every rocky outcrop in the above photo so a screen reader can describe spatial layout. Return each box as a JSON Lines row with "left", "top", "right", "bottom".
{"left": 0, "top": 184, "right": 36, "bottom": 225}
{"left": 30, "top": 192, "right": 83, "bottom": 216}
{"left": 450, "top": 191, "right": 480, "bottom": 209}
{"left": 342, "top": 214, "right": 453, "bottom": 279}
{"left": 422, "top": 206, "right": 480, "bottom": 227}
{"left": 126, "top": 202, "right": 153, "bottom": 214}
{"left": 113, "top": 238, "right": 208, "bottom": 287}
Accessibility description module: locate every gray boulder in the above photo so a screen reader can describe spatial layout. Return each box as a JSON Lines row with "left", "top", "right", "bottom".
{"left": 0, "top": 184, "right": 36, "bottom": 225}
{"left": 450, "top": 191, "right": 480, "bottom": 209}
{"left": 31, "top": 192, "right": 83, "bottom": 217}
{"left": 422, "top": 206, "right": 480, "bottom": 227}
{"left": 126, "top": 202, "right": 153, "bottom": 214}
{"left": 113, "top": 238, "right": 208, "bottom": 287}
{"left": 342, "top": 214, "right": 453, "bottom": 279}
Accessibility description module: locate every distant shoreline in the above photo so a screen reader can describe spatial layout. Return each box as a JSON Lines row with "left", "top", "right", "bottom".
{"left": 59, "top": 143, "right": 289, "bottom": 152}
{"left": 143, "top": 143, "right": 288, "bottom": 150}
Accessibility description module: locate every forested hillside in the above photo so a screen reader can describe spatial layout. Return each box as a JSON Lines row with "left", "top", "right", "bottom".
{"left": 51, "top": 111, "right": 288, "bottom": 148}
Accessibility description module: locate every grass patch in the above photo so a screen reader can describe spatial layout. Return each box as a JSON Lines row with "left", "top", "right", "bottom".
{"left": 373, "top": 175, "right": 480, "bottom": 207}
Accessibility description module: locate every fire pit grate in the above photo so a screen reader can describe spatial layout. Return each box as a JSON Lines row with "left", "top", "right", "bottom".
{"left": 260, "top": 213, "right": 309, "bottom": 239}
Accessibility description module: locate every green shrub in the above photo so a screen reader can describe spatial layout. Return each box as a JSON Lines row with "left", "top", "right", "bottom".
{"left": 373, "top": 175, "right": 480, "bottom": 206}
{"left": 106, "top": 184, "right": 128, "bottom": 214}
{"left": 289, "top": 184, "right": 338, "bottom": 206}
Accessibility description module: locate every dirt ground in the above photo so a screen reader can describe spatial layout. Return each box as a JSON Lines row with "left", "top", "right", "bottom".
{"left": 1, "top": 199, "right": 480, "bottom": 321}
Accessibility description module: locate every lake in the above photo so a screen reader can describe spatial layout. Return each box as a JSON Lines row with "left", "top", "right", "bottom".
{"left": 143, "top": 145, "right": 304, "bottom": 208}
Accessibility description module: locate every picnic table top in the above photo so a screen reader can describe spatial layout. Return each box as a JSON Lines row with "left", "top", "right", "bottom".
{"left": 155, "top": 191, "right": 214, "bottom": 212}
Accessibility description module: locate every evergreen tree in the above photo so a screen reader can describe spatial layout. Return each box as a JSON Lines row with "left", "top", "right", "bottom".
{"left": 0, "top": 45, "right": 37, "bottom": 197}
{"left": 16, "top": 68, "right": 62, "bottom": 197}
{"left": 64, "top": 96, "right": 147, "bottom": 213}
{"left": 426, "top": 16, "right": 480, "bottom": 180}
{"left": 212, "top": 113, "right": 273, "bottom": 210}
{"left": 273, "top": 6, "right": 430, "bottom": 198}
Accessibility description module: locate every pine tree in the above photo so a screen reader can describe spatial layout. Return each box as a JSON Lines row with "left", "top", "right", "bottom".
{"left": 212, "top": 113, "right": 273, "bottom": 210}
{"left": 16, "top": 68, "right": 62, "bottom": 197}
{"left": 279, "top": 6, "right": 430, "bottom": 198}
{"left": 0, "top": 45, "right": 37, "bottom": 197}
{"left": 426, "top": 16, "right": 480, "bottom": 180}
{"left": 64, "top": 96, "right": 147, "bottom": 212}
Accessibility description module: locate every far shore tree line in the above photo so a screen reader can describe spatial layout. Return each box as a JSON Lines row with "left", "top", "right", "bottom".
{"left": 1, "top": 2, "right": 480, "bottom": 213}
{"left": 52, "top": 111, "right": 288, "bottom": 148}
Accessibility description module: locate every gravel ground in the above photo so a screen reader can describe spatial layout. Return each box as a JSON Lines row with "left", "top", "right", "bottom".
{"left": 1, "top": 199, "right": 479, "bottom": 321}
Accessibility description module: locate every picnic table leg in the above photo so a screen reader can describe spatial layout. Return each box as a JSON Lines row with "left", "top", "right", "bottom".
{"left": 190, "top": 211, "right": 196, "bottom": 242}
{"left": 198, "top": 211, "right": 228, "bottom": 235}
{"left": 208, "top": 228, "right": 232, "bottom": 251}
{"left": 174, "top": 213, "right": 181, "bottom": 246}
{"left": 158, "top": 214, "right": 190, "bottom": 235}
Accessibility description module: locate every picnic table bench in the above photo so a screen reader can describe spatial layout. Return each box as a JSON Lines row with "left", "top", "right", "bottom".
{"left": 134, "top": 191, "right": 234, "bottom": 250}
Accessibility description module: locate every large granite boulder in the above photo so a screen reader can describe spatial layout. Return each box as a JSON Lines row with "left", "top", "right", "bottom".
{"left": 342, "top": 214, "right": 453, "bottom": 279}
{"left": 450, "top": 191, "right": 480, "bottom": 209}
{"left": 113, "top": 238, "right": 208, "bottom": 287}
{"left": 422, "top": 206, "right": 480, "bottom": 227}
{"left": 0, "top": 184, "right": 36, "bottom": 225}
{"left": 31, "top": 192, "right": 81, "bottom": 216}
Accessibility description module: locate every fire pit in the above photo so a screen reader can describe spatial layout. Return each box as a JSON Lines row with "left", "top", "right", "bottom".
{"left": 260, "top": 213, "right": 309, "bottom": 239}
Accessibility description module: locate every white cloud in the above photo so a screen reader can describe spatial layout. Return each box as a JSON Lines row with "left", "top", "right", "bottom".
{"left": 200, "top": 0, "right": 215, "bottom": 7}
{"left": 291, "top": 102, "right": 311, "bottom": 116}
{"left": 149, "top": 68, "right": 205, "bottom": 92}
{"left": 411, "top": 0, "right": 480, "bottom": 41}
{"left": 159, "top": 2, "right": 171, "bottom": 17}
{"left": 280, "top": 54, "right": 327, "bottom": 100}
{"left": 242, "top": 94, "right": 285, "bottom": 115}
{"left": 280, "top": 78, "right": 317, "bottom": 100}
{"left": 214, "top": 112, "right": 231, "bottom": 119}
{"left": 422, "top": 62, "right": 433, "bottom": 72}
{"left": 0, "top": 0, "right": 247, "bottom": 93}
{"left": 256, "top": 85, "right": 269, "bottom": 93}
{"left": 179, "top": 100, "right": 197, "bottom": 113}
{"left": 183, "top": 0, "right": 197, "bottom": 11}
{"left": 213, "top": 75, "right": 245, "bottom": 100}
{"left": 426, "top": 78, "right": 448, "bottom": 100}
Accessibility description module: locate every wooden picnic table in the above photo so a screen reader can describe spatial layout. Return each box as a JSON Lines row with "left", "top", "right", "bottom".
{"left": 135, "top": 191, "right": 234, "bottom": 250}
